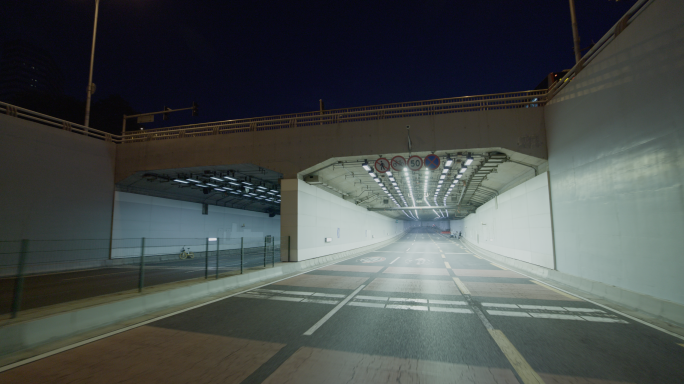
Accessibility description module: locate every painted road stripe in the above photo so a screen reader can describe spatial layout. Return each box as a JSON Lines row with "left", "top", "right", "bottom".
{"left": 452, "top": 277, "right": 470, "bottom": 295}
{"left": 348, "top": 302, "right": 385, "bottom": 308}
{"left": 564, "top": 307, "right": 603, "bottom": 313}
{"left": 300, "top": 298, "right": 340, "bottom": 305}
{"left": 482, "top": 303, "right": 519, "bottom": 308}
{"left": 355, "top": 295, "right": 389, "bottom": 301}
{"left": 530, "top": 313, "right": 582, "bottom": 321}
{"left": 386, "top": 304, "right": 428, "bottom": 311}
{"left": 581, "top": 316, "right": 628, "bottom": 323}
{"left": 444, "top": 261, "right": 451, "bottom": 268}
{"left": 441, "top": 254, "right": 445, "bottom": 258}
{"left": 269, "top": 296, "right": 304, "bottom": 302}
{"left": 487, "top": 329, "right": 545, "bottom": 384}
{"left": 313, "top": 293, "right": 346, "bottom": 298}
{"left": 490, "top": 262, "right": 508, "bottom": 270}
{"left": 487, "top": 310, "right": 531, "bottom": 317}
{"left": 429, "top": 299, "right": 466, "bottom": 305}
{"left": 473, "top": 254, "right": 483, "bottom": 259}
{"left": 389, "top": 298, "right": 427, "bottom": 303}
{"left": 390, "top": 257, "right": 400, "bottom": 264}
{"left": 430, "top": 307, "right": 472, "bottom": 314}
{"left": 406, "top": 248, "right": 411, "bottom": 251}
{"left": 518, "top": 305, "right": 566, "bottom": 311}
{"left": 303, "top": 284, "right": 365, "bottom": 336}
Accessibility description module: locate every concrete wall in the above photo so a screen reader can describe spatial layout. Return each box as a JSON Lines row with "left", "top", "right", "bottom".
{"left": 0, "top": 114, "right": 116, "bottom": 266}
{"left": 463, "top": 172, "right": 554, "bottom": 269}
{"left": 115, "top": 107, "right": 546, "bottom": 182}
{"left": 545, "top": 0, "right": 684, "bottom": 305}
{"left": 450, "top": 220, "right": 464, "bottom": 235}
{"left": 281, "top": 179, "right": 405, "bottom": 261}
{"left": 112, "top": 191, "right": 280, "bottom": 258}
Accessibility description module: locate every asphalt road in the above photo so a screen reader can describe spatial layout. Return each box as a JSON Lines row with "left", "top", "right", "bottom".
{"left": 0, "top": 247, "right": 280, "bottom": 315}
{"left": 2, "top": 227, "right": 683, "bottom": 383}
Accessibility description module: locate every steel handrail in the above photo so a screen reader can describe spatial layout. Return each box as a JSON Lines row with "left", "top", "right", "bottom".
{"left": 0, "top": 101, "right": 122, "bottom": 143}
{"left": 122, "top": 90, "right": 546, "bottom": 142}
{"left": 547, "top": 0, "right": 654, "bottom": 101}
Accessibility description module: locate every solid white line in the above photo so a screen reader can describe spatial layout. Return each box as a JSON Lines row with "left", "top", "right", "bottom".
{"left": 390, "top": 257, "right": 400, "bottom": 264}
{"left": 459, "top": 240, "right": 684, "bottom": 341}
{"left": 303, "top": 284, "right": 365, "bottom": 336}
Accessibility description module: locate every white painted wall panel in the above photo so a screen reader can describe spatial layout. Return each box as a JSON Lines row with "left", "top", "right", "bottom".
{"left": 112, "top": 191, "right": 280, "bottom": 258}
{"left": 545, "top": 0, "right": 684, "bottom": 305}
{"left": 281, "top": 179, "right": 405, "bottom": 261}
{"left": 463, "top": 172, "right": 554, "bottom": 269}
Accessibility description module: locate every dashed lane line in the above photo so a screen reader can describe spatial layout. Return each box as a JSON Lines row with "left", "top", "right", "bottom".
{"left": 452, "top": 277, "right": 470, "bottom": 295}
{"left": 444, "top": 262, "right": 451, "bottom": 269}
{"left": 389, "top": 257, "right": 400, "bottom": 264}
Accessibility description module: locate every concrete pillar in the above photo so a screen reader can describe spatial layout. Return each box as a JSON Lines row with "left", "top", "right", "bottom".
{"left": 280, "top": 179, "right": 299, "bottom": 261}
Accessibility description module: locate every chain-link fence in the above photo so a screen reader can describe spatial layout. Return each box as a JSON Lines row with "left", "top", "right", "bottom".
{"left": 0, "top": 236, "right": 281, "bottom": 318}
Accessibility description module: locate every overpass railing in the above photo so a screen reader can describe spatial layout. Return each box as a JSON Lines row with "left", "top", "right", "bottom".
{"left": 120, "top": 89, "right": 547, "bottom": 143}
{"left": 0, "top": 101, "right": 122, "bottom": 143}
{"left": 548, "top": 0, "right": 654, "bottom": 101}
{"left": 1, "top": 89, "right": 545, "bottom": 145}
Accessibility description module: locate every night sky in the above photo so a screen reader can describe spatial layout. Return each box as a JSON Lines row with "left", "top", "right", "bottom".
{"left": 2, "top": 0, "right": 636, "bottom": 128}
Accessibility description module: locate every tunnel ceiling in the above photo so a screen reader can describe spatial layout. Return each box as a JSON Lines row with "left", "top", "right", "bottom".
{"left": 302, "top": 149, "right": 546, "bottom": 221}
{"left": 116, "top": 164, "right": 282, "bottom": 215}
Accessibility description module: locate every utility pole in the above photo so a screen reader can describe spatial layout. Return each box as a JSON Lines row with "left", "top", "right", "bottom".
{"left": 84, "top": 0, "right": 100, "bottom": 127}
{"left": 569, "top": 0, "right": 582, "bottom": 64}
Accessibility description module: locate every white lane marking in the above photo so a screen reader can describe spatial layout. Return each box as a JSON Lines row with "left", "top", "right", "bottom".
{"left": 390, "top": 257, "right": 400, "bottom": 264}
{"left": 459, "top": 239, "right": 684, "bottom": 340}
{"left": 581, "top": 316, "right": 628, "bottom": 323}
{"left": 406, "top": 248, "right": 411, "bottom": 252}
{"left": 313, "top": 293, "right": 346, "bottom": 298}
{"left": 487, "top": 310, "right": 531, "bottom": 317}
{"left": 269, "top": 296, "right": 303, "bottom": 302}
{"left": 482, "top": 303, "right": 519, "bottom": 308}
{"left": 430, "top": 307, "right": 473, "bottom": 314}
{"left": 386, "top": 304, "right": 428, "bottom": 311}
{"left": 301, "top": 298, "right": 339, "bottom": 305}
{"left": 452, "top": 277, "right": 470, "bottom": 295}
{"left": 388, "top": 298, "right": 427, "bottom": 304}
{"left": 348, "top": 302, "right": 385, "bottom": 308}
{"left": 518, "top": 305, "right": 566, "bottom": 311}
{"left": 303, "top": 284, "right": 366, "bottom": 336}
{"left": 429, "top": 299, "right": 467, "bottom": 305}
{"left": 277, "top": 291, "right": 314, "bottom": 296}
{"left": 529, "top": 313, "right": 583, "bottom": 320}
{"left": 254, "top": 289, "right": 285, "bottom": 293}
{"left": 355, "top": 295, "right": 389, "bottom": 301}
{"left": 564, "top": 307, "right": 603, "bottom": 313}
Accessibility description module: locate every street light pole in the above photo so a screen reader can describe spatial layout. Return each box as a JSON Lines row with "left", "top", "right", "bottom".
{"left": 84, "top": 0, "right": 100, "bottom": 127}
{"left": 568, "top": 0, "right": 582, "bottom": 64}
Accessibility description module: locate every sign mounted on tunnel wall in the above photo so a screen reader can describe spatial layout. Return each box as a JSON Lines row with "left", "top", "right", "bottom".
{"left": 424, "top": 154, "right": 440, "bottom": 171}
{"left": 408, "top": 156, "right": 423, "bottom": 171}
{"left": 374, "top": 158, "right": 390, "bottom": 173}
{"left": 391, "top": 156, "right": 406, "bottom": 172}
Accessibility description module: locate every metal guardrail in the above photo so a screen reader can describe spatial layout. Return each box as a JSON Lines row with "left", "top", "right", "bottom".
{"left": 547, "top": 0, "right": 654, "bottom": 101}
{"left": 0, "top": 101, "right": 123, "bottom": 143}
{"left": 120, "top": 89, "right": 548, "bottom": 143}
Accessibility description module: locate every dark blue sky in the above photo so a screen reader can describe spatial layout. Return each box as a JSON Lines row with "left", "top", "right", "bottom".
{"left": 2, "top": 0, "right": 636, "bottom": 127}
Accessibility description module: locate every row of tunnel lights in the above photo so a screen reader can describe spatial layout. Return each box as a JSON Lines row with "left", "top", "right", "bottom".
{"left": 172, "top": 176, "right": 281, "bottom": 204}
{"left": 361, "top": 155, "right": 474, "bottom": 220}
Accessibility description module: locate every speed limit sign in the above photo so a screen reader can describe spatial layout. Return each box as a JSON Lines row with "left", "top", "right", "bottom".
{"left": 407, "top": 156, "right": 423, "bottom": 171}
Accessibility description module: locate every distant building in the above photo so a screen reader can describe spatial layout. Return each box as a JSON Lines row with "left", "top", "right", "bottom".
{"left": 534, "top": 70, "right": 569, "bottom": 90}
{"left": 0, "top": 40, "right": 64, "bottom": 102}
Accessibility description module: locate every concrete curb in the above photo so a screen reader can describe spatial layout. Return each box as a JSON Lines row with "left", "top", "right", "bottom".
{"left": 0, "top": 233, "right": 405, "bottom": 357}
{"left": 461, "top": 238, "right": 684, "bottom": 328}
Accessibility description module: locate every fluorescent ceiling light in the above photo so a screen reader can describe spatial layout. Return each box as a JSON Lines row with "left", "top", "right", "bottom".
{"left": 224, "top": 176, "right": 237, "bottom": 181}
{"left": 387, "top": 171, "right": 393, "bottom": 177}
{"left": 456, "top": 174, "right": 463, "bottom": 179}
{"left": 362, "top": 162, "right": 371, "bottom": 171}
{"left": 389, "top": 177, "right": 395, "bottom": 182}
{"left": 196, "top": 184, "right": 208, "bottom": 188}
{"left": 374, "top": 178, "right": 380, "bottom": 182}
{"left": 210, "top": 177, "right": 223, "bottom": 182}
{"left": 229, "top": 182, "right": 241, "bottom": 186}
{"left": 442, "top": 168, "right": 449, "bottom": 174}
{"left": 186, "top": 178, "right": 200, "bottom": 183}
{"left": 242, "top": 182, "right": 253, "bottom": 185}
{"left": 445, "top": 158, "right": 453, "bottom": 167}
{"left": 369, "top": 172, "right": 377, "bottom": 178}
{"left": 174, "top": 179, "right": 189, "bottom": 184}
{"left": 440, "top": 175, "right": 446, "bottom": 180}
{"left": 206, "top": 183, "right": 218, "bottom": 187}
{"left": 267, "top": 191, "right": 276, "bottom": 194}
{"left": 257, "top": 186, "right": 267, "bottom": 190}
{"left": 214, "top": 188, "right": 225, "bottom": 191}
{"left": 465, "top": 157, "right": 474, "bottom": 165}
{"left": 459, "top": 167, "right": 467, "bottom": 174}
{"left": 231, "top": 191, "right": 240, "bottom": 194}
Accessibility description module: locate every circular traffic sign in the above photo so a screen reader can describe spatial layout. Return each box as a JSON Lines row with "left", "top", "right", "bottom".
{"left": 407, "top": 155, "right": 423, "bottom": 171}
{"left": 374, "top": 158, "right": 390, "bottom": 173}
{"left": 391, "top": 156, "right": 406, "bottom": 172}
{"left": 424, "top": 154, "right": 440, "bottom": 171}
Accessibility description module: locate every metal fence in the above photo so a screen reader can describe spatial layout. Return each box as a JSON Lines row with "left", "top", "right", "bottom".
{"left": 0, "top": 236, "right": 281, "bottom": 319}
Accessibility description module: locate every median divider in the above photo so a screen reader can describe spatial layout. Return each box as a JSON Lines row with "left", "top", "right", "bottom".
{"left": 0, "top": 231, "right": 407, "bottom": 360}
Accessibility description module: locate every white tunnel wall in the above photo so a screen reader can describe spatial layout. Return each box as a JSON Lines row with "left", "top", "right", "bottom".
{"left": 281, "top": 179, "right": 406, "bottom": 262}
{"left": 545, "top": 0, "right": 684, "bottom": 305}
{"left": 463, "top": 172, "right": 555, "bottom": 269}
{"left": 112, "top": 191, "right": 280, "bottom": 258}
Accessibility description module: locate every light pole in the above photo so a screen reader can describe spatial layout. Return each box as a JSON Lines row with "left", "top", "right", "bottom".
{"left": 84, "top": 0, "right": 100, "bottom": 127}
{"left": 568, "top": 0, "right": 582, "bottom": 64}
